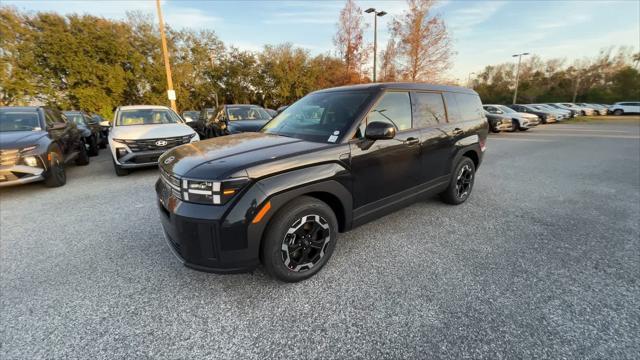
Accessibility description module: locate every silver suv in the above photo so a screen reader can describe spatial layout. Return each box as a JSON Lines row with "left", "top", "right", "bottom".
{"left": 108, "top": 105, "right": 199, "bottom": 176}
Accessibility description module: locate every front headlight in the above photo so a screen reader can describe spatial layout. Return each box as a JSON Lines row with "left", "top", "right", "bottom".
{"left": 22, "top": 155, "right": 39, "bottom": 167}
{"left": 181, "top": 177, "right": 250, "bottom": 205}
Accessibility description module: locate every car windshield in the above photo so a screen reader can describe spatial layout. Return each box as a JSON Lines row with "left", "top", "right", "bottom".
{"left": 0, "top": 110, "right": 41, "bottom": 132}
{"left": 262, "top": 91, "right": 373, "bottom": 143}
{"left": 65, "top": 113, "right": 86, "bottom": 125}
{"left": 497, "top": 105, "right": 516, "bottom": 113}
{"left": 227, "top": 107, "right": 271, "bottom": 121}
{"left": 116, "top": 109, "right": 181, "bottom": 126}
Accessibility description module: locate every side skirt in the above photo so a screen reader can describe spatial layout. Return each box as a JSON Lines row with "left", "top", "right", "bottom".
{"left": 351, "top": 175, "right": 450, "bottom": 229}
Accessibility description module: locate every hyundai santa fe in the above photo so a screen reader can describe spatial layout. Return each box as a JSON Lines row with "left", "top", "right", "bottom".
{"left": 156, "top": 83, "right": 488, "bottom": 282}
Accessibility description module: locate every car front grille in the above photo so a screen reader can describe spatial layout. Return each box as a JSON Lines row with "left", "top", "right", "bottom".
{"left": 118, "top": 136, "right": 192, "bottom": 152}
{"left": 0, "top": 149, "right": 19, "bottom": 166}
{"left": 160, "top": 168, "right": 183, "bottom": 199}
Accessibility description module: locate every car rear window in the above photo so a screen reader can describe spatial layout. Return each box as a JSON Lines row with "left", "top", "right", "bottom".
{"left": 453, "top": 93, "right": 484, "bottom": 122}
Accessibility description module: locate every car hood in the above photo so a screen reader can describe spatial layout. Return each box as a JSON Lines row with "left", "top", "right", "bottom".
{"left": 159, "top": 132, "right": 327, "bottom": 179}
{"left": 0, "top": 131, "right": 47, "bottom": 150}
{"left": 110, "top": 123, "right": 194, "bottom": 140}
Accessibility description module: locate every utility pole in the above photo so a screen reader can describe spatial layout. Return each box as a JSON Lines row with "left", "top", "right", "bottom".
{"left": 512, "top": 52, "right": 529, "bottom": 104}
{"left": 365, "top": 8, "right": 387, "bottom": 82}
{"left": 467, "top": 72, "right": 475, "bottom": 88}
{"left": 156, "top": 0, "right": 177, "bottom": 112}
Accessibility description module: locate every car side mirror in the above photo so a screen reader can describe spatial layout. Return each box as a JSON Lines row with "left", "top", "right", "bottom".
{"left": 183, "top": 116, "right": 193, "bottom": 123}
{"left": 365, "top": 121, "right": 396, "bottom": 140}
{"left": 99, "top": 120, "right": 111, "bottom": 128}
{"left": 49, "top": 122, "right": 67, "bottom": 130}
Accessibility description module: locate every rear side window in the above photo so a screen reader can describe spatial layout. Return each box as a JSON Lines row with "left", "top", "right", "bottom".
{"left": 443, "top": 92, "right": 461, "bottom": 123}
{"left": 412, "top": 92, "right": 446, "bottom": 127}
{"left": 454, "top": 93, "right": 484, "bottom": 121}
{"left": 367, "top": 91, "right": 412, "bottom": 131}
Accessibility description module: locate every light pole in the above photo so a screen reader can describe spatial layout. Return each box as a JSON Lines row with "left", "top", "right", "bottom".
{"left": 512, "top": 52, "right": 529, "bottom": 104}
{"left": 156, "top": 0, "right": 177, "bottom": 112}
{"left": 467, "top": 72, "right": 476, "bottom": 88}
{"left": 365, "top": 8, "right": 387, "bottom": 82}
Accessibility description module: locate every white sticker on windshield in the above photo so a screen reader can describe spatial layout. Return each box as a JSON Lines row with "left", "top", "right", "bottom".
{"left": 333, "top": 130, "right": 340, "bottom": 135}
{"left": 328, "top": 135, "right": 338, "bottom": 143}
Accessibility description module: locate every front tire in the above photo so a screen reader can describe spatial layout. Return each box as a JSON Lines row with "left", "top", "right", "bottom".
{"left": 44, "top": 151, "right": 66, "bottom": 187}
{"left": 440, "top": 157, "right": 476, "bottom": 205}
{"left": 613, "top": 109, "right": 623, "bottom": 116}
{"left": 113, "top": 159, "right": 129, "bottom": 176}
{"left": 261, "top": 196, "right": 338, "bottom": 282}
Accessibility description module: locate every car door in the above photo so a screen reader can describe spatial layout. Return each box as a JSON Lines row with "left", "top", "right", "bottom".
{"left": 349, "top": 91, "right": 424, "bottom": 209}
{"left": 439, "top": 92, "right": 485, "bottom": 173}
{"left": 410, "top": 91, "right": 450, "bottom": 183}
{"left": 45, "top": 109, "right": 71, "bottom": 157}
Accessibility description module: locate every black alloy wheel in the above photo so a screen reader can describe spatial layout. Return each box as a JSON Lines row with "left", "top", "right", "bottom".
{"left": 440, "top": 156, "right": 476, "bottom": 205}
{"left": 281, "top": 214, "right": 331, "bottom": 272}
{"left": 262, "top": 196, "right": 338, "bottom": 282}
{"left": 455, "top": 163, "right": 474, "bottom": 200}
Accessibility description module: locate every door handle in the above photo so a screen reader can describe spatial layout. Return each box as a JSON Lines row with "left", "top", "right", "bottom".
{"left": 404, "top": 137, "right": 420, "bottom": 146}
{"left": 452, "top": 128, "right": 464, "bottom": 136}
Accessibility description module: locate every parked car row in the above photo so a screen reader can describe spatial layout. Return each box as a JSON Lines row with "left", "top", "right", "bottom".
{"left": 482, "top": 101, "right": 639, "bottom": 133}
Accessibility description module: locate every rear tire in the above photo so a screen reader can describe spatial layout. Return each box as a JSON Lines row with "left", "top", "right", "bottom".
{"left": 113, "top": 160, "right": 129, "bottom": 176}
{"left": 88, "top": 136, "right": 99, "bottom": 156}
{"left": 440, "top": 157, "right": 476, "bottom": 205}
{"left": 44, "top": 151, "right": 66, "bottom": 187}
{"left": 261, "top": 196, "right": 338, "bottom": 282}
{"left": 75, "top": 141, "right": 90, "bottom": 166}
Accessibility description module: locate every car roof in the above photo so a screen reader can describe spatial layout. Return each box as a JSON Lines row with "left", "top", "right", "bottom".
{"left": 118, "top": 105, "right": 172, "bottom": 111}
{"left": 311, "top": 82, "right": 478, "bottom": 95}
{"left": 0, "top": 106, "right": 41, "bottom": 111}
{"left": 226, "top": 104, "right": 261, "bottom": 108}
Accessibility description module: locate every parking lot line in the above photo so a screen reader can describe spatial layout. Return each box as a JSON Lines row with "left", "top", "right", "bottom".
{"left": 488, "top": 137, "right": 552, "bottom": 142}
{"left": 519, "top": 133, "right": 640, "bottom": 139}
{"left": 534, "top": 127, "right": 633, "bottom": 133}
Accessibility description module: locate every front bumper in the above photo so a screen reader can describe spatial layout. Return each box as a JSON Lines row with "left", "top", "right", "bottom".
{"left": 114, "top": 149, "right": 166, "bottom": 168}
{"left": 521, "top": 119, "right": 539, "bottom": 128}
{"left": 497, "top": 122, "right": 514, "bottom": 131}
{"left": 155, "top": 178, "right": 261, "bottom": 273}
{"left": 0, "top": 165, "right": 44, "bottom": 187}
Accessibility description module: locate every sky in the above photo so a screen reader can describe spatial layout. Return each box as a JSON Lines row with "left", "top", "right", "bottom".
{"left": 4, "top": 0, "right": 640, "bottom": 81}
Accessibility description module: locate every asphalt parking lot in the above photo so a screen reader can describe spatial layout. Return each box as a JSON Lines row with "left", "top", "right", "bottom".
{"left": 1, "top": 120, "right": 639, "bottom": 359}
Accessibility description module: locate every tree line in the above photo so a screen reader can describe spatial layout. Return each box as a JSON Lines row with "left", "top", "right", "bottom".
{"left": 1, "top": 0, "right": 453, "bottom": 119}
{"left": 1, "top": 1, "right": 637, "bottom": 120}
{"left": 472, "top": 48, "right": 640, "bottom": 105}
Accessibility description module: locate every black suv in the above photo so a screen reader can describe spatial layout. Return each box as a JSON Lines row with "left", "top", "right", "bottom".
{"left": 63, "top": 110, "right": 106, "bottom": 156}
{"left": 189, "top": 105, "right": 273, "bottom": 139}
{"left": 0, "top": 106, "right": 90, "bottom": 188}
{"left": 156, "top": 83, "right": 488, "bottom": 282}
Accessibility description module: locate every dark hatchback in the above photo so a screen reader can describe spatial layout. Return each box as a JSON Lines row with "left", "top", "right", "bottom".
{"left": 0, "top": 106, "right": 89, "bottom": 187}
{"left": 156, "top": 83, "right": 488, "bottom": 282}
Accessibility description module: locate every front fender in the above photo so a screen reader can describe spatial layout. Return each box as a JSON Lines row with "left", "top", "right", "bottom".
{"left": 219, "top": 163, "right": 352, "bottom": 256}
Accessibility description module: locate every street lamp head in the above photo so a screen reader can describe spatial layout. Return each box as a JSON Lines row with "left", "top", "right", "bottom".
{"left": 512, "top": 54, "right": 519, "bottom": 57}
{"left": 523, "top": 52, "right": 530, "bottom": 55}
{"left": 365, "top": 8, "right": 375, "bottom": 13}
{"left": 377, "top": 11, "right": 387, "bottom": 16}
